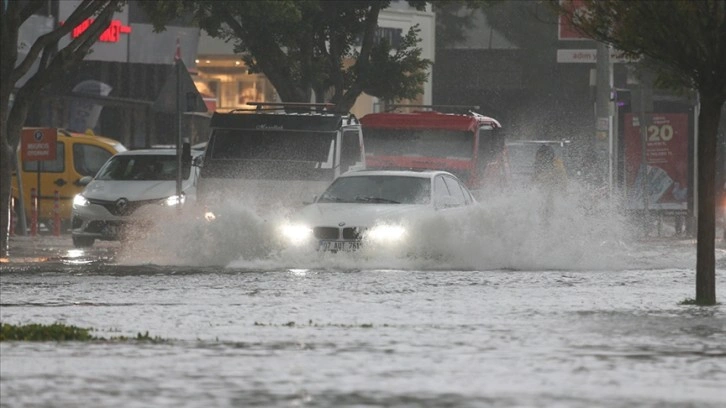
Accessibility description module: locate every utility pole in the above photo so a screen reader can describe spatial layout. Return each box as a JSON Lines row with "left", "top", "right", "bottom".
{"left": 595, "top": 42, "right": 613, "bottom": 197}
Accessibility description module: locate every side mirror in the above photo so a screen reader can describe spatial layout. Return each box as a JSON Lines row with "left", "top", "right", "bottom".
{"left": 78, "top": 176, "right": 93, "bottom": 186}
{"left": 303, "top": 195, "right": 318, "bottom": 205}
{"left": 435, "top": 195, "right": 463, "bottom": 209}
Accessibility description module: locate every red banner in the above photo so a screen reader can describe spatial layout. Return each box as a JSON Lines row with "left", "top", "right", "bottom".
{"left": 624, "top": 113, "right": 689, "bottom": 210}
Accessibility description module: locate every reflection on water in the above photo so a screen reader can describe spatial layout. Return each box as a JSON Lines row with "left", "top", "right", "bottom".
{"left": 2, "top": 185, "right": 725, "bottom": 407}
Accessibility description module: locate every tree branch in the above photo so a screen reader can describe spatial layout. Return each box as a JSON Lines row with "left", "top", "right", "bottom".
{"left": 10, "top": 0, "right": 111, "bottom": 84}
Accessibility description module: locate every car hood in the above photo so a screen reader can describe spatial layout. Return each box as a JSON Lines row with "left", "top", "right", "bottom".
{"left": 290, "top": 203, "right": 430, "bottom": 227}
{"left": 83, "top": 179, "right": 194, "bottom": 202}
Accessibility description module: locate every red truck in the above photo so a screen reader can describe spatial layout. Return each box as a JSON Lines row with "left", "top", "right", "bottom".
{"left": 360, "top": 105, "right": 509, "bottom": 196}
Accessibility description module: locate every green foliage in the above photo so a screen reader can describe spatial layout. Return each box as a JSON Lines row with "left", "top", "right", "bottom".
{"left": 0, "top": 323, "right": 165, "bottom": 343}
{"left": 1, "top": 322, "right": 95, "bottom": 341}
{"left": 139, "top": 0, "right": 440, "bottom": 111}
{"left": 550, "top": 0, "right": 726, "bottom": 98}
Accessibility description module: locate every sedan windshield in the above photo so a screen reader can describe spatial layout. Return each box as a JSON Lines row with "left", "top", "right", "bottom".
{"left": 96, "top": 155, "right": 191, "bottom": 181}
{"left": 318, "top": 176, "right": 431, "bottom": 204}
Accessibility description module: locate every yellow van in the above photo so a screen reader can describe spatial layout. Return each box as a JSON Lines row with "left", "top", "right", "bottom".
{"left": 12, "top": 129, "right": 126, "bottom": 232}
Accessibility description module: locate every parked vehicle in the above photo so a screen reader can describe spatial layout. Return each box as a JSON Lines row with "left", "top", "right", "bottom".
{"left": 278, "top": 169, "right": 476, "bottom": 252}
{"left": 198, "top": 102, "right": 365, "bottom": 217}
{"left": 359, "top": 105, "right": 508, "bottom": 197}
{"left": 11, "top": 129, "right": 126, "bottom": 232}
{"left": 70, "top": 147, "right": 202, "bottom": 247}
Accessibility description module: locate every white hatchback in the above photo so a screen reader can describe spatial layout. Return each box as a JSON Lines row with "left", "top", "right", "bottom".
{"left": 71, "top": 149, "right": 202, "bottom": 247}
{"left": 278, "top": 170, "right": 476, "bottom": 252}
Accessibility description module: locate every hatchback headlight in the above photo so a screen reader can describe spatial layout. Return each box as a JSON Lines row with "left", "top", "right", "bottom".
{"left": 280, "top": 224, "right": 313, "bottom": 246}
{"left": 366, "top": 224, "right": 407, "bottom": 244}
{"left": 73, "top": 194, "right": 89, "bottom": 208}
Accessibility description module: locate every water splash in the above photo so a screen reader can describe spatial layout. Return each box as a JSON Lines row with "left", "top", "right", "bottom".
{"left": 116, "top": 182, "right": 699, "bottom": 271}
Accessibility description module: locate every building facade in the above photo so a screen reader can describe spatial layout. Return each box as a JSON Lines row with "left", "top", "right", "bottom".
{"left": 194, "top": 2, "right": 435, "bottom": 118}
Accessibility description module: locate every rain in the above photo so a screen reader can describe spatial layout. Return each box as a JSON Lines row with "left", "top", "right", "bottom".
{"left": 2, "top": 1, "right": 726, "bottom": 408}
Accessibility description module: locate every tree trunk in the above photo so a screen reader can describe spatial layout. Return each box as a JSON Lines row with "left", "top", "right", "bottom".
{"left": 0, "top": 131, "right": 10, "bottom": 258}
{"left": 695, "top": 95, "right": 722, "bottom": 305}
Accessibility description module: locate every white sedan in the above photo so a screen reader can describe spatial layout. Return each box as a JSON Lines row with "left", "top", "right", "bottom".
{"left": 278, "top": 170, "right": 477, "bottom": 252}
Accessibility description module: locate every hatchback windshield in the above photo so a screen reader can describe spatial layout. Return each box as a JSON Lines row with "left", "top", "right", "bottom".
{"left": 96, "top": 155, "right": 191, "bottom": 181}
{"left": 318, "top": 176, "right": 431, "bottom": 204}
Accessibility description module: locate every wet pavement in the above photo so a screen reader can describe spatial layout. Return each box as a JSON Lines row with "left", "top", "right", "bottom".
{"left": 2, "top": 232, "right": 726, "bottom": 407}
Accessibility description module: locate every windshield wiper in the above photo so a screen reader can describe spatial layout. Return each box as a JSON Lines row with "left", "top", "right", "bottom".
{"left": 354, "top": 195, "right": 400, "bottom": 204}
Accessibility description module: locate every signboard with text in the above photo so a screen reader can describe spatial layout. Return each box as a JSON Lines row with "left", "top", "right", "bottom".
{"left": 624, "top": 113, "right": 689, "bottom": 211}
{"left": 21, "top": 128, "right": 57, "bottom": 161}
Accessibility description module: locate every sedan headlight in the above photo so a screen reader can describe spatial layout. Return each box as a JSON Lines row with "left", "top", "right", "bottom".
{"left": 164, "top": 194, "right": 186, "bottom": 207}
{"left": 72, "top": 194, "right": 89, "bottom": 208}
{"left": 366, "top": 224, "right": 407, "bottom": 244}
{"left": 280, "top": 224, "right": 313, "bottom": 246}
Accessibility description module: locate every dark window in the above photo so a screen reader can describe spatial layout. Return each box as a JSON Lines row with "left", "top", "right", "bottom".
{"left": 434, "top": 176, "right": 449, "bottom": 200}
{"left": 73, "top": 143, "right": 113, "bottom": 177}
{"left": 340, "top": 129, "right": 361, "bottom": 172}
{"left": 23, "top": 142, "right": 64, "bottom": 172}
{"left": 443, "top": 176, "right": 469, "bottom": 205}
{"left": 209, "top": 129, "right": 336, "bottom": 162}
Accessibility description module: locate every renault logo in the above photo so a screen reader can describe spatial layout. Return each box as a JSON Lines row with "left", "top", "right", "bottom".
{"left": 338, "top": 222, "right": 346, "bottom": 227}
{"left": 115, "top": 198, "right": 129, "bottom": 214}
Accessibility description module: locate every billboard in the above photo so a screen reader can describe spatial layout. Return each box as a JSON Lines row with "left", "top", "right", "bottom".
{"left": 624, "top": 113, "right": 689, "bottom": 211}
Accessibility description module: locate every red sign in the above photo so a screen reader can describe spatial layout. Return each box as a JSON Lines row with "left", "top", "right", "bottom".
{"left": 66, "top": 19, "right": 131, "bottom": 43}
{"left": 21, "top": 128, "right": 57, "bottom": 161}
{"left": 558, "top": 0, "right": 590, "bottom": 40}
{"left": 624, "top": 113, "right": 689, "bottom": 211}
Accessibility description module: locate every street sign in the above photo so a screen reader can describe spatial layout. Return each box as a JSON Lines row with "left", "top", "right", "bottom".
{"left": 557, "top": 49, "right": 638, "bottom": 64}
{"left": 152, "top": 59, "right": 207, "bottom": 113}
{"left": 21, "top": 128, "right": 57, "bottom": 161}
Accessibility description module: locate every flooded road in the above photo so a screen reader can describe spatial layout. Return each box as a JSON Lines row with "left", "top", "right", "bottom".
{"left": 2, "top": 239, "right": 726, "bottom": 407}
{"left": 2, "top": 193, "right": 726, "bottom": 407}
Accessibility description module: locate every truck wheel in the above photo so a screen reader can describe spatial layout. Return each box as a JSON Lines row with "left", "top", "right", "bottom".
{"left": 72, "top": 236, "right": 95, "bottom": 248}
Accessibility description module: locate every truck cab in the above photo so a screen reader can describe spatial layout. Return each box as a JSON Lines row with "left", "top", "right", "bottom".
{"left": 198, "top": 103, "right": 364, "bottom": 216}
{"left": 360, "top": 105, "right": 508, "bottom": 198}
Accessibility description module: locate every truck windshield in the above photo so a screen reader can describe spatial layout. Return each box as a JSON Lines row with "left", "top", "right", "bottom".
{"left": 364, "top": 129, "right": 474, "bottom": 159}
{"left": 210, "top": 129, "right": 336, "bottom": 162}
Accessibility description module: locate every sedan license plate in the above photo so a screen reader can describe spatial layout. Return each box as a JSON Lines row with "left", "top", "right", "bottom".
{"left": 318, "top": 240, "right": 361, "bottom": 252}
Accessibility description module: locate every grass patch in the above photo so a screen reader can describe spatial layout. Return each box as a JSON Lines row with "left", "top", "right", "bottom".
{"left": 0, "top": 323, "right": 164, "bottom": 343}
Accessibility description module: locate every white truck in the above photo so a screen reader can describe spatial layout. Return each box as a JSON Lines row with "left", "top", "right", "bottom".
{"left": 198, "top": 103, "right": 365, "bottom": 217}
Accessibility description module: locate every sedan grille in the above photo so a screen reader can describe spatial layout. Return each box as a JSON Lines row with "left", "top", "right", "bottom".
{"left": 88, "top": 198, "right": 161, "bottom": 216}
{"left": 314, "top": 227, "right": 339, "bottom": 240}
{"left": 313, "top": 226, "right": 366, "bottom": 241}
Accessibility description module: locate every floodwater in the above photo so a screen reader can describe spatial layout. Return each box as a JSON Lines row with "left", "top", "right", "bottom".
{"left": 2, "top": 189, "right": 726, "bottom": 407}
